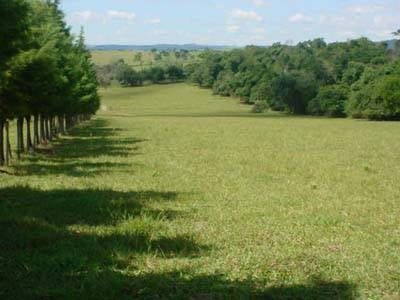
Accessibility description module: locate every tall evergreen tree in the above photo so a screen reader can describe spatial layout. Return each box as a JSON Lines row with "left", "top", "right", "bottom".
{"left": 0, "top": 0, "right": 29, "bottom": 165}
{"left": 1, "top": 0, "right": 99, "bottom": 165}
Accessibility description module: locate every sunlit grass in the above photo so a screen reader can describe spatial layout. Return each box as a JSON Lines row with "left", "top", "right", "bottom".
{"left": 90, "top": 50, "right": 200, "bottom": 69}
{"left": 1, "top": 83, "right": 399, "bottom": 299}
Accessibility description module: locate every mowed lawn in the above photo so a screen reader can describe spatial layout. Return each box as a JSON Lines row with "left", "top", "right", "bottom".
{"left": 1, "top": 84, "right": 400, "bottom": 299}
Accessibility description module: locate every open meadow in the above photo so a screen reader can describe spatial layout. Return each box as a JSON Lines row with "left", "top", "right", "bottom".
{"left": 91, "top": 50, "right": 199, "bottom": 69}
{"left": 1, "top": 84, "right": 399, "bottom": 299}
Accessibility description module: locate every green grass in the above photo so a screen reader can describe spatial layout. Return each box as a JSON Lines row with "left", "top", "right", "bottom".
{"left": 91, "top": 50, "right": 152, "bottom": 67}
{"left": 90, "top": 50, "right": 199, "bottom": 68}
{"left": 1, "top": 83, "right": 400, "bottom": 299}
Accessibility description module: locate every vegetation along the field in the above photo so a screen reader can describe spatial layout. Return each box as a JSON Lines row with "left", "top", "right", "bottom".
{"left": 1, "top": 0, "right": 400, "bottom": 299}
{"left": 0, "top": 0, "right": 99, "bottom": 166}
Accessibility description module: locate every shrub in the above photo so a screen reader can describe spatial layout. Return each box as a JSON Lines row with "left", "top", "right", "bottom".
{"left": 363, "top": 76, "right": 400, "bottom": 120}
{"left": 308, "top": 85, "right": 349, "bottom": 117}
{"left": 251, "top": 100, "right": 268, "bottom": 113}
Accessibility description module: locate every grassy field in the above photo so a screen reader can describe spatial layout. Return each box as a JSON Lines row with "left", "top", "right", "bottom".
{"left": 91, "top": 50, "right": 153, "bottom": 66}
{"left": 1, "top": 83, "right": 400, "bottom": 299}
{"left": 90, "top": 50, "right": 199, "bottom": 68}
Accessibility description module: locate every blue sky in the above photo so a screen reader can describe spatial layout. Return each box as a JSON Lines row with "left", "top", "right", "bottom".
{"left": 61, "top": 0, "right": 399, "bottom": 45}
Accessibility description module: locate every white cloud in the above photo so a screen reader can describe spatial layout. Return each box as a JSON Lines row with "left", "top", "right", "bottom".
{"left": 232, "top": 9, "right": 263, "bottom": 22}
{"left": 107, "top": 10, "right": 136, "bottom": 20}
{"left": 146, "top": 18, "right": 161, "bottom": 25}
{"left": 227, "top": 25, "right": 240, "bottom": 33}
{"left": 338, "top": 30, "right": 359, "bottom": 39}
{"left": 373, "top": 15, "right": 397, "bottom": 28}
{"left": 254, "top": 27, "right": 266, "bottom": 34}
{"left": 346, "top": 4, "right": 384, "bottom": 14}
{"left": 249, "top": 0, "right": 268, "bottom": 7}
{"left": 70, "top": 10, "right": 102, "bottom": 22}
{"left": 68, "top": 10, "right": 136, "bottom": 24}
{"left": 318, "top": 15, "right": 347, "bottom": 27}
{"left": 289, "top": 13, "right": 313, "bottom": 23}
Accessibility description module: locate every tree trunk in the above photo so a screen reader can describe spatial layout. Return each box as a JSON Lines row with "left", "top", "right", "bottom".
{"left": 65, "top": 116, "right": 70, "bottom": 130}
{"left": 53, "top": 117, "right": 58, "bottom": 137}
{"left": 17, "top": 116, "right": 24, "bottom": 158}
{"left": 0, "top": 119, "right": 4, "bottom": 166}
{"left": 40, "top": 114, "right": 46, "bottom": 143}
{"left": 66, "top": 115, "right": 73, "bottom": 130}
{"left": 33, "top": 114, "right": 39, "bottom": 146}
{"left": 59, "top": 115, "right": 65, "bottom": 134}
{"left": 26, "top": 115, "right": 33, "bottom": 151}
{"left": 49, "top": 117, "right": 53, "bottom": 141}
{"left": 53, "top": 117, "right": 58, "bottom": 136}
{"left": 45, "top": 117, "right": 50, "bottom": 141}
{"left": 5, "top": 121, "right": 12, "bottom": 165}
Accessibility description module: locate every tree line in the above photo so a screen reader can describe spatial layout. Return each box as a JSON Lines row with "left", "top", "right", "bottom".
{"left": 96, "top": 59, "right": 186, "bottom": 88}
{"left": 185, "top": 37, "right": 400, "bottom": 120}
{"left": 0, "top": 0, "right": 99, "bottom": 166}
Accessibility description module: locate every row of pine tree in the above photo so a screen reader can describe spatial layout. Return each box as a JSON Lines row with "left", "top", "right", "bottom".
{"left": 0, "top": 0, "right": 100, "bottom": 166}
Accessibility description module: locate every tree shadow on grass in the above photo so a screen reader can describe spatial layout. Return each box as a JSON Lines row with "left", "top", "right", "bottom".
{"left": 0, "top": 186, "right": 179, "bottom": 226}
{"left": 0, "top": 186, "right": 358, "bottom": 299}
{"left": 121, "top": 272, "right": 358, "bottom": 300}
{"left": 50, "top": 118, "right": 146, "bottom": 159}
{"left": 14, "top": 161, "right": 132, "bottom": 177}
{"left": 13, "top": 118, "right": 147, "bottom": 177}
{"left": 0, "top": 185, "right": 210, "bottom": 299}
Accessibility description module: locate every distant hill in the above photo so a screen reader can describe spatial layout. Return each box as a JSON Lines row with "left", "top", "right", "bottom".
{"left": 88, "top": 44, "right": 236, "bottom": 51}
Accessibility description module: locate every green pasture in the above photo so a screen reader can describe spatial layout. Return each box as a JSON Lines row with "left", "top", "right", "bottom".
{"left": 90, "top": 50, "right": 199, "bottom": 68}
{"left": 1, "top": 84, "right": 399, "bottom": 299}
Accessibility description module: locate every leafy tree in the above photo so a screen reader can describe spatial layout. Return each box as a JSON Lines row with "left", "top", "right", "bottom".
{"left": 134, "top": 52, "right": 143, "bottom": 70}
{"left": 342, "top": 62, "right": 365, "bottom": 85}
{"left": 0, "top": 0, "right": 28, "bottom": 68}
{"left": 0, "top": 0, "right": 29, "bottom": 165}
{"left": 348, "top": 74, "right": 400, "bottom": 120}
{"left": 308, "top": 85, "right": 349, "bottom": 117}
{"left": 185, "top": 36, "right": 398, "bottom": 121}
{"left": 271, "top": 71, "right": 318, "bottom": 114}
{"left": 165, "top": 65, "right": 184, "bottom": 82}
{"left": 95, "top": 65, "right": 112, "bottom": 88}
{"left": 116, "top": 63, "right": 143, "bottom": 87}
{"left": 146, "top": 66, "right": 165, "bottom": 83}
{"left": 1, "top": 0, "right": 99, "bottom": 165}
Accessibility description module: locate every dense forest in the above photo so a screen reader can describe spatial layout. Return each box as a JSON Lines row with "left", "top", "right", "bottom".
{"left": 185, "top": 37, "right": 400, "bottom": 120}
{"left": 0, "top": 0, "right": 99, "bottom": 166}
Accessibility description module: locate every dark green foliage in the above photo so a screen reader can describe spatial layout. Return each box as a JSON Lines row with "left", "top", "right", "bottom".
{"left": 146, "top": 66, "right": 165, "bottom": 83}
{"left": 212, "top": 71, "right": 235, "bottom": 96}
{"left": 348, "top": 74, "right": 400, "bottom": 120}
{"left": 346, "top": 61, "right": 400, "bottom": 120}
{"left": 116, "top": 63, "right": 143, "bottom": 87}
{"left": 186, "top": 37, "right": 399, "bottom": 120}
{"left": 0, "top": 0, "right": 99, "bottom": 166}
{"left": 308, "top": 85, "right": 349, "bottom": 117}
{"left": 165, "top": 65, "right": 185, "bottom": 82}
{"left": 189, "top": 50, "right": 223, "bottom": 88}
{"left": 342, "top": 62, "right": 365, "bottom": 85}
{"left": 271, "top": 71, "right": 318, "bottom": 114}
{"left": 96, "top": 60, "right": 186, "bottom": 86}
{"left": 0, "top": 0, "right": 29, "bottom": 68}
{"left": 251, "top": 100, "right": 269, "bottom": 113}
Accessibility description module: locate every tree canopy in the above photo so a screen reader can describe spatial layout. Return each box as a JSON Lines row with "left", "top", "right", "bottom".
{"left": 186, "top": 38, "right": 400, "bottom": 120}
{"left": 0, "top": 0, "right": 99, "bottom": 165}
